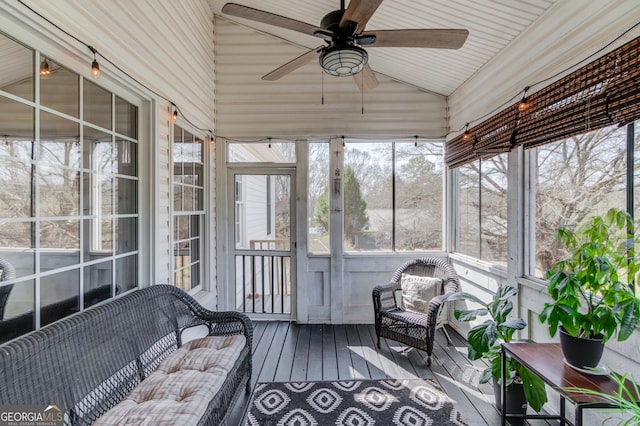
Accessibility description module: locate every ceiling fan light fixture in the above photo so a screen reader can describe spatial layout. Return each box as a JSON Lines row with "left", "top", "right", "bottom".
{"left": 320, "top": 44, "right": 368, "bottom": 77}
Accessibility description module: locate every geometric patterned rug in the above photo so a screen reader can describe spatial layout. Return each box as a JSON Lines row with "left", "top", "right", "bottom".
{"left": 244, "top": 378, "right": 469, "bottom": 425}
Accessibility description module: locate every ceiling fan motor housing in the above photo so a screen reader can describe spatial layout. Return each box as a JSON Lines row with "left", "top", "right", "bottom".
{"left": 321, "top": 9, "right": 345, "bottom": 33}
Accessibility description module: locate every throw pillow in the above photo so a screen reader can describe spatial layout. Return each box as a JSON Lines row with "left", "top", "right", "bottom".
{"left": 400, "top": 274, "right": 442, "bottom": 314}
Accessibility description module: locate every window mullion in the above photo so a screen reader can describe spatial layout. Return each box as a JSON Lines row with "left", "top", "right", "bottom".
{"left": 478, "top": 159, "right": 482, "bottom": 259}
{"left": 627, "top": 122, "right": 634, "bottom": 218}
{"left": 392, "top": 142, "right": 396, "bottom": 251}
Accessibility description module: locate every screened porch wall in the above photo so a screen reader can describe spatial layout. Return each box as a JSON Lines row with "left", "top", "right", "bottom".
{"left": 305, "top": 254, "right": 450, "bottom": 324}
{"left": 445, "top": 0, "right": 640, "bottom": 375}
{"left": 448, "top": 136, "right": 640, "bottom": 384}
{"left": 2, "top": 1, "right": 638, "bottom": 380}
{"left": 0, "top": 1, "right": 217, "bottom": 300}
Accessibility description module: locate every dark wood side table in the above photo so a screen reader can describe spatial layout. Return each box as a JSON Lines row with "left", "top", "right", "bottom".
{"left": 501, "top": 342, "right": 638, "bottom": 426}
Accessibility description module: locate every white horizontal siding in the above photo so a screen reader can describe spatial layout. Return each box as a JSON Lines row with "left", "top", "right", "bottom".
{"left": 15, "top": 0, "right": 216, "bottom": 132}
{"left": 208, "top": 0, "right": 558, "bottom": 96}
{"left": 214, "top": 18, "right": 447, "bottom": 139}
{"left": 448, "top": 0, "right": 640, "bottom": 135}
{"left": 0, "top": 36, "right": 32, "bottom": 89}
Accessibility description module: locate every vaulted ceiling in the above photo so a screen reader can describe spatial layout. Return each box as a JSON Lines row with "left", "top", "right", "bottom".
{"left": 208, "top": 0, "right": 558, "bottom": 97}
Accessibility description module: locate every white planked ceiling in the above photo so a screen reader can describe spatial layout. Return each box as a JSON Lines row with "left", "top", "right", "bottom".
{"left": 207, "top": 0, "right": 558, "bottom": 96}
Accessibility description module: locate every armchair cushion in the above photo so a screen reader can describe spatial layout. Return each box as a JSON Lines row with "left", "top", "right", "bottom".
{"left": 373, "top": 258, "right": 459, "bottom": 365}
{"left": 400, "top": 274, "right": 442, "bottom": 314}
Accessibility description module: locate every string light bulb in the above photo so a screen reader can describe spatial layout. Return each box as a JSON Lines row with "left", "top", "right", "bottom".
{"left": 518, "top": 86, "right": 530, "bottom": 112}
{"left": 91, "top": 58, "right": 100, "bottom": 78}
{"left": 89, "top": 46, "right": 100, "bottom": 79}
{"left": 518, "top": 97, "right": 529, "bottom": 112}
{"left": 463, "top": 123, "right": 471, "bottom": 141}
{"left": 340, "top": 136, "right": 346, "bottom": 152}
{"left": 414, "top": 135, "right": 419, "bottom": 148}
{"left": 268, "top": 137, "right": 272, "bottom": 149}
{"left": 39, "top": 58, "right": 51, "bottom": 79}
{"left": 171, "top": 103, "right": 178, "bottom": 120}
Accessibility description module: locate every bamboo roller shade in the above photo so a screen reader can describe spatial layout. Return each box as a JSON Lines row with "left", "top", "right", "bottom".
{"left": 446, "top": 36, "right": 640, "bottom": 168}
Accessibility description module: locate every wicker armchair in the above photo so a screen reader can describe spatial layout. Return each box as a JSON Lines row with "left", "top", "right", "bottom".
{"left": 0, "top": 257, "right": 16, "bottom": 320}
{"left": 372, "top": 258, "right": 459, "bottom": 365}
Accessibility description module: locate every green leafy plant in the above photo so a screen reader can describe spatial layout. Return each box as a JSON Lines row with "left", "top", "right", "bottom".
{"left": 565, "top": 371, "right": 640, "bottom": 425}
{"left": 450, "top": 285, "right": 547, "bottom": 412}
{"left": 540, "top": 208, "right": 640, "bottom": 342}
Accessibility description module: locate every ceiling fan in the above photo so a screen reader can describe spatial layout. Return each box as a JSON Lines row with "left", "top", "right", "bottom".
{"left": 221, "top": 0, "right": 469, "bottom": 91}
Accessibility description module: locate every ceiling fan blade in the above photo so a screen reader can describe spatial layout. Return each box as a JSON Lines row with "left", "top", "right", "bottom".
{"left": 364, "top": 29, "right": 469, "bottom": 49}
{"left": 313, "top": 30, "right": 334, "bottom": 43}
{"left": 222, "top": 3, "right": 323, "bottom": 37}
{"left": 339, "top": 0, "right": 384, "bottom": 33}
{"left": 353, "top": 64, "right": 379, "bottom": 92}
{"left": 262, "top": 48, "right": 322, "bottom": 81}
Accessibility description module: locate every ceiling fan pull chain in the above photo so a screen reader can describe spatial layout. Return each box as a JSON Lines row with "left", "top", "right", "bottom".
{"left": 322, "top": 70, "right": 325, "bottom": 105}
{"left": 361, "top": 84, "right": 364, "bottom": 115}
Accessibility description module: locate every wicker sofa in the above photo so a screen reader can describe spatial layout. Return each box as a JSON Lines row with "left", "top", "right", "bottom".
{"left": 0, "top": 284, "right": 252, "bottom": 426}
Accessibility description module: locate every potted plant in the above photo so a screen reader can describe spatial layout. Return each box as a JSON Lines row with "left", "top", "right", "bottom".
{"left": 540, "top": 208, "right": 640, "bottom": 369}
{"left": 449, "top": 285, "right": 547, "bottom": 418}
{"left": 566, "top": 372, "right": 640, "bottom": 425}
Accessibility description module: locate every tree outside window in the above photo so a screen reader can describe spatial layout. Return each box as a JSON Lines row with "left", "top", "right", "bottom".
{"left": 308, "top": 142, "right": 330, "bottom": 254}
{"left": 314, "top": 140, "right": 443, "bottom": 252}
{"left": 533, "top": 124, "right": 627, "bottom": 277}
{"left": 456, "top": 153, "right": 508, "bottom": 264}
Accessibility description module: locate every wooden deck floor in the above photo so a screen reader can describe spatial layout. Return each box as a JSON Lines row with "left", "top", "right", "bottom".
{"left": 227, "top": 322, "right": 559, "bottom": 425}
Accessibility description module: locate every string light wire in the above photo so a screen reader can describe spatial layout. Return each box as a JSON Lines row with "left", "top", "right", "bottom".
{"left": 450, "top": 20, "right": 640, "bottom": 135}
{"left": 17, "top": 0, "right": 639, "bottom": 143}
{"left": 16, "top": 0, "right": 217, "bottom": 137}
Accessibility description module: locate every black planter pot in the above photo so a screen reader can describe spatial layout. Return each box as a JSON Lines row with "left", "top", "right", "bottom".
{"left": 493, "top": 379, "right": 527, "bottom": 426}
{"left": 559, "top": 326, "right": 604, "bottom": 369}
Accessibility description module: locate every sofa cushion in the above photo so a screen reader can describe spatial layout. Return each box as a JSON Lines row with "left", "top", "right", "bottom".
{"left": 156, "top": 334, "right": 246, "bottom": 375}
{"left": 94, "top": 334, "right": 246, "bottom": 425}
{"left": 400, "top": 274, "right": 442, "bottom": 313}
